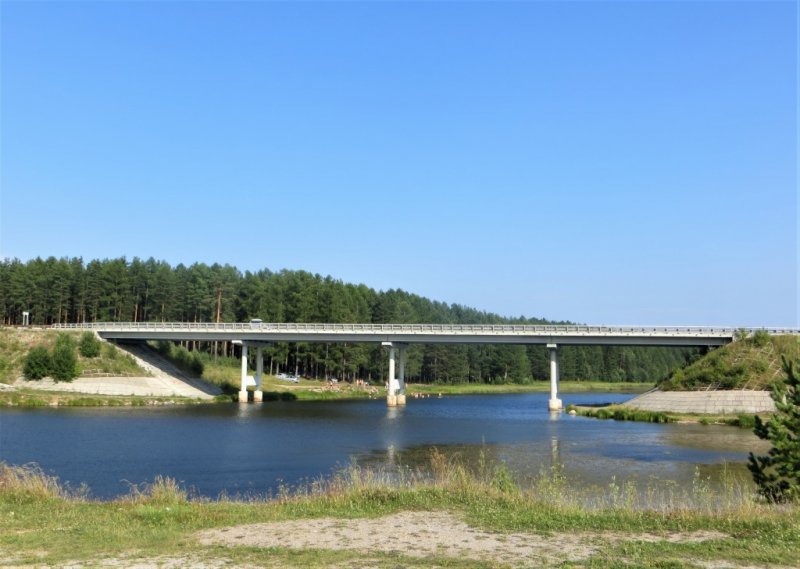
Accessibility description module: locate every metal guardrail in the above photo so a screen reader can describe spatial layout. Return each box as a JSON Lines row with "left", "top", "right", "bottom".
{"left": 51, "top": 322, "right": 800, "bottom": 337}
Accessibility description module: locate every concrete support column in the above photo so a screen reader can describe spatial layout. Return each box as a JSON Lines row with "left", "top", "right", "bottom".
{"left": 239, "top": 344, "right": 249, "bottom": 403}
{"left": 254, "top": 346, "right": 264, "bottom": 402}
{"left": 547, "top": 343, "right": 562, "bottom": 411}
{"left": 397, "top": 346, "right": 407, "bottom": 406}
{"left": 384, "top": 342, "right": 399, "bottom": 406}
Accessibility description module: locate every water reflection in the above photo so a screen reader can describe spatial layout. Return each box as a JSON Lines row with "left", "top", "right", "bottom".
{"left": 384, "top": 406, "right": 404, "bottom": 421}
{"left": 550, "top": 436, "right": 560, "bottom": 470}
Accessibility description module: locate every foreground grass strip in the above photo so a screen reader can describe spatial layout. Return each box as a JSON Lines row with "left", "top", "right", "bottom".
{"left": 1, "top": 462, "right": 798, "bottom": 568}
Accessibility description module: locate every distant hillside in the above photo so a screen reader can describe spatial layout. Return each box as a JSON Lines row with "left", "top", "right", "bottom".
{"left": 660, "top": 334, "right": 800, "bottom": 391}
{"left": 0, "top": 257, "right": 696, "bottom": 384}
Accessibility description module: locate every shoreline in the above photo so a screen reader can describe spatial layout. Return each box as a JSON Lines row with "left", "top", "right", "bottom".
{"left": 0, "top": 380, "right": 652, "bottom": 408}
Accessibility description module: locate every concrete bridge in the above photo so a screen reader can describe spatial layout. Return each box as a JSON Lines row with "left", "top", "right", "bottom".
{"left": 53, "top": 322, "right": 799, "bottom": 410}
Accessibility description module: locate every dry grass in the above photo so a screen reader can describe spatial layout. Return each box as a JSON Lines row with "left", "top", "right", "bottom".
{"left": 0, "top": 462, "right": 79, "bottom": 502}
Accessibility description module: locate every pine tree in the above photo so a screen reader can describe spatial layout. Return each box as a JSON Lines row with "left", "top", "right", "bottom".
{"left": 748, "top": 356, "right": 800, "bottom": 503}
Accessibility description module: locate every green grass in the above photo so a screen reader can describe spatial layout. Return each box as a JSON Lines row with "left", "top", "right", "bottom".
{"left": 0, "top": 327, "right": 148, "bottom": 384}
{"left": 571, "top": 405, "right": 763, "bottom": 428}
{"left": 202, "top": 359, "right": 654, "bottom": 402}
{"left": 570, "top": 404, "right": 675, "bottom": 424}
{"left": 410, "top": 380, "right": 653, "bottom": 396}
{"left": 0, "top": 455, "right": 797, "bottom": 568}
{"left": 662, "top": 334, "right": 800, "bottom": 391}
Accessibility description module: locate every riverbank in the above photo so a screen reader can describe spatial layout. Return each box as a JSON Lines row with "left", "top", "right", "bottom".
{"left": 0, "top": 387, "right": 220, "bottom": 408}
{"left": 0, "top": 378, "right": 654, "bottom": 407}
{"left": 1, "top": 459, "right": 796, "bottom": 568}
{"left": 271, "top": 379, "right": 653, "bottom": 402}
{"left": 571, "top": 388, "right": 776, "bottom": 427}
{"left": 569, "top": 404, "right": 761, "bottom": 428}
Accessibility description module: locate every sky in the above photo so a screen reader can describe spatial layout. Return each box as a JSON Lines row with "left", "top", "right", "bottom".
{"left": 1, "top": 1, "right": 797, "bottom": 327}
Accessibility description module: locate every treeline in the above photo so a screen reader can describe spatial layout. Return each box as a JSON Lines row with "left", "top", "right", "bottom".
{"left": 0, "top": 257, "right": 696, "bottom": 384}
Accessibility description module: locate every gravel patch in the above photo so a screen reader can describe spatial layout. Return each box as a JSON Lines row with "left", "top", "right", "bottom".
{"left": 195, "top": 510, "right": 728, "bottom": 567}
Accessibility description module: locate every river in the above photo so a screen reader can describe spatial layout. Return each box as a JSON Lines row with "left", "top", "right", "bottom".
{"left": 0, "top": 392, "right": 766, "bottom": 499}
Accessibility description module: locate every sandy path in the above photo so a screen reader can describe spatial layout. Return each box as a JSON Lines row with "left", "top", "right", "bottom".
{"left": 195, "top": 510, "right": 727, "bottom": 567}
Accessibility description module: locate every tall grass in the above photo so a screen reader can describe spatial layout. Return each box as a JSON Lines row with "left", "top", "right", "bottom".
{"left": 0, "top": 463, "right": 81, "bottom": 502}
{"left": 0, "top": 452, "right": 773, "bottom": 517}
{"left": 124, "top": 475, "right": 190, "bottom": 505}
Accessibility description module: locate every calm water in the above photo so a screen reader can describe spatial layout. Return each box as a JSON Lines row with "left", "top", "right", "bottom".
{"left": 0, "top": 392, "right": 765, "bottom": 499}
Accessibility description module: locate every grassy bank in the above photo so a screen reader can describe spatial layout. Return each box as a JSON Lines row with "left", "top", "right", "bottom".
{"left": 1, "top": 455, "right": 797, "bottom": 568}
{"left": 0, "top": 327, "right": 147, "bottom": 384}
{"left": 0, "top": 377, "right": 651, "bottom": 407}
{"left": 662, "top": 334, "right": 800, "bottom": 391}
{"left": 204, "top": 354, "right": 654, "bottom": 402}
{"left": 0, "top": 387, "right": 218, "bottom": 408}
{"left": 570, "top": 404, "right": 761, "bottom": 428}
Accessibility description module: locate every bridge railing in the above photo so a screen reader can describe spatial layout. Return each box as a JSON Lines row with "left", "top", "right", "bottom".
{"left": 50, "top": 322, "right": 800, "bottom": 337}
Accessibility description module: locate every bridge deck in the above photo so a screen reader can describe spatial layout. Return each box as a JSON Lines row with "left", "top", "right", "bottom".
{"left": 52, "top": 322, "right": 800, "bottom": 346}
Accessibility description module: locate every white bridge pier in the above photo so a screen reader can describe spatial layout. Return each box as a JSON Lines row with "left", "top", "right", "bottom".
{"left": 235, "top": 340, "right": 271, "bottom": 403}
{"left": 547, "top": 343, "right": 561, "bottom": 411}
{"left": 384, "top": 342, "right": 407, "bottom": 406}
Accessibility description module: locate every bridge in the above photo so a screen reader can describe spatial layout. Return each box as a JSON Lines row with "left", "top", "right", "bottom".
{"left": 53, "top": 322, "right": 799, "bottom": 410}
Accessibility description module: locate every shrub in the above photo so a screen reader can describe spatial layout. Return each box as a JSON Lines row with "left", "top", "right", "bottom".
{"left": 748, "top": 356, "right": 800, "bottom": 502}
{"left": 51, "top": 333, "right": 79, "bottom": 382}
{"left": 103, "top": 343, "right": 120, "bottom": 359}
{"left": 753, "top": 329, "right": 771, "bottom": 348}
{"left": 173, "top": 345, "right": 204, "bottom": 376}
{"left": 78, "top": 332, "right": 102, "bottom": 358}
{"left": 154, "top": 340, "right": 173, "bottom": 356}
{"left": 23, "top": 346, "right": 51, "bottom": 380}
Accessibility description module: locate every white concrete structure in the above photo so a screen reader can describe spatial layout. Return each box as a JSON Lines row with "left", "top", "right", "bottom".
{"left": 53, "top": 322, "right": 799, "bottom": 409}
{"left": 383, "top": 342, "right": 408, "bottom": 406}
{"left": 234, "top": 340, "right": 270, "bottom": 403}
{"left": 624, "top": 389, "right": 776, "bottom": 414}
{"left": 547, "top": 343, "right": 561, "bottom": 411}
{"left": 55, "top": 322, "right": 791, "bottom": 346}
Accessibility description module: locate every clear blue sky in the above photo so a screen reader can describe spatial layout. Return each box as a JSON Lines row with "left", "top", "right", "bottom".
{"left": 1, "top": 1, "right": 797, "bottom": 327}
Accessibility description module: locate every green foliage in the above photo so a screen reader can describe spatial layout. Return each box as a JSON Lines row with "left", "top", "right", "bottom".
{"left": 78, "top": 332, "right": 101, "bottom": 358}
{"left": 95, "top": 344, "right": 142, "bottom": 375}
{"left": 154, "top": 341, "right": 204, "bottom": 376}
{"left": 752, "top": 329, "right": 771, "bottom": 347}
{"left": 728, "top": 414, "right": 757, "bottom": 429}
{"left": 0, "top": 257, "right": 698, "bottom": 384}
{"left": 577, "top": 405, "right": 674, "bottom": 424}
{"left": 50, "top": 333, "right": 79, "bottom": 382}
{"left": 733, "top": 328, "right": 750, "bottom": 342}
{"left": 662, "top": 335, "right": 799, "bottom": 391}
{"left": 23, "top": 346, "right": 51, "bottom": 380}
{"left": 748, "top": 357, "right": 800, "bottom": 503}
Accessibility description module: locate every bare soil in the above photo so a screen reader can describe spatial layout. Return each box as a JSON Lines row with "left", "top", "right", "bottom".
{"left": 195, "top": 510, "right": 728, "bottom": 567}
